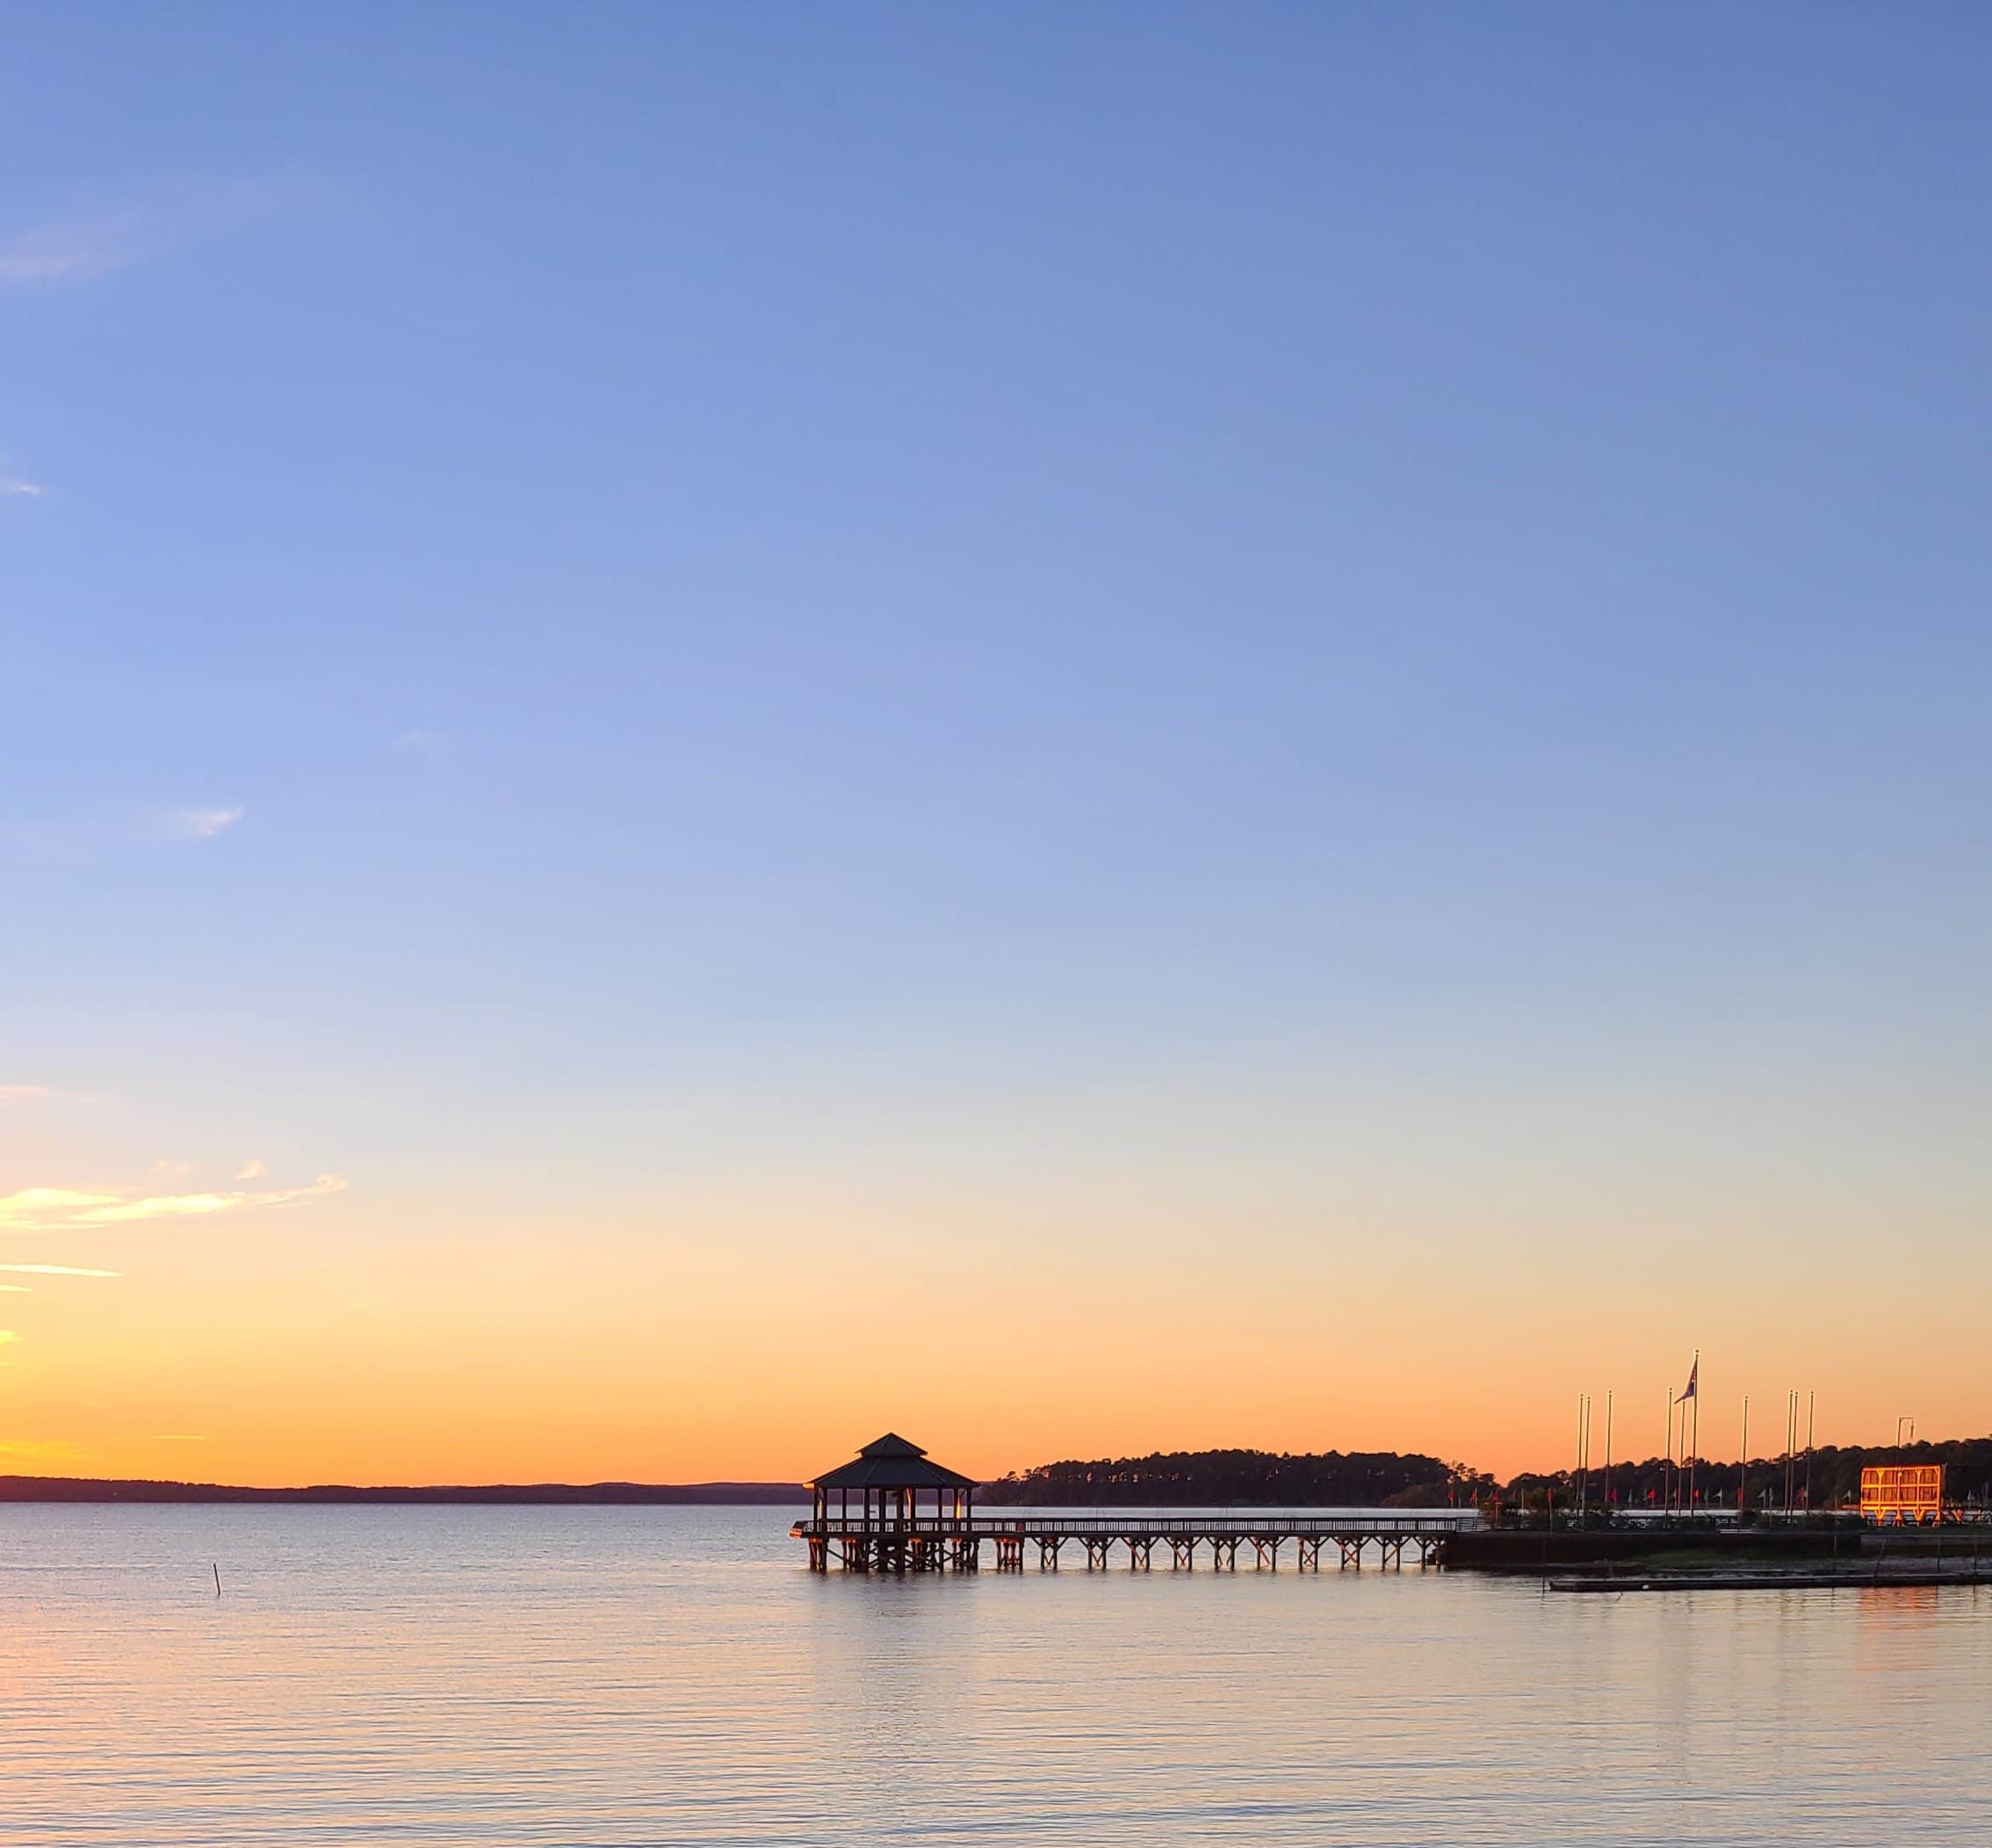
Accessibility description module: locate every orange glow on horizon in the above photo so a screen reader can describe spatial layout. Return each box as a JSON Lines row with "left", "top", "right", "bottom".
{"left": 0, "top": 1184, "right": 1983, "bottom": 1490}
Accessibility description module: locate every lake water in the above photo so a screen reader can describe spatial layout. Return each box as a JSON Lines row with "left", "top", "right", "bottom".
{"left": 4, "top": 1503, "right": 1987, "bottom": 1844}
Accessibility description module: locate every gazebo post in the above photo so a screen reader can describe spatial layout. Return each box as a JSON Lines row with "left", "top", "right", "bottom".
{"left": 802, "top": 1434, "right": 977, "bottom": 1569}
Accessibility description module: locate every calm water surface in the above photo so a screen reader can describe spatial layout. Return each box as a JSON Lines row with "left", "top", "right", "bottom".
{"left": 3, "top": 1504, "right": 1986, "bottom": 1844}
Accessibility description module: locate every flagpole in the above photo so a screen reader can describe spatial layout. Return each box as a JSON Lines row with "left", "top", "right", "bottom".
{"left": 1690, "top": 1350, "right": 1700, "bottom": 1518}
{"left": 1740, "top": 1396, "right": 1749, "bottom": 1513}
{"left": 1604, "top": 1390, "right": 1613, "bottom": 1513}
{"left": 1665, "top": 1389, "right": 1674, "bottom": 1516}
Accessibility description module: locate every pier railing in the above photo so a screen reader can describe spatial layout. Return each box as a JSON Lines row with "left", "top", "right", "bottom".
{"left": 794, "top": 1508, "right": 1478, "bottom": 1573}
{"left": 793, "top": 1512, "right": 1476, "bottom": 1537}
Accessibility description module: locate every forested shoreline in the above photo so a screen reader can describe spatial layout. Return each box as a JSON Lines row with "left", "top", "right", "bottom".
{"left": 982, "top": 1438, "right": 1992, "bottom": 1509}
{"left": 1506, "top": 1437, "right": 1992, "bottom": 1510}
{"left": 980, "top": 1448, "right": 1493, "bottom": 1507}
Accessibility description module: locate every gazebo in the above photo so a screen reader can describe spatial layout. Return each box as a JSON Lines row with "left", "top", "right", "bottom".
{"left": 809, "top": 1433, "right": 977, "bottom": 1534}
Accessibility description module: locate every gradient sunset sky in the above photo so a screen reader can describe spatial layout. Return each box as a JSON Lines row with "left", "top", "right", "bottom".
{"left": 4, "top": 8, "right": 1988, "bottom": 1486}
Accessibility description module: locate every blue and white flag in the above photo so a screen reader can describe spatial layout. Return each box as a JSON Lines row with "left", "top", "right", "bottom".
{"left": 1676, "top": 1358, "right": 1698, "bottom": 1404}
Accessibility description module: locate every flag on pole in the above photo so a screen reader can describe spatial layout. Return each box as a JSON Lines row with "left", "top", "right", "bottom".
{"left": 1677, "top": 1358, "right": 1698, "bottom": 1404}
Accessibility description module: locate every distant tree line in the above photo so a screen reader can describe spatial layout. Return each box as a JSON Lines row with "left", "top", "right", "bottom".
{"left": 1504, "top": 1438, "right": 1992, "bottom": 1512}
{"left": 0, "top": 1476, "right": 806, "bottom": 1505}
{"left": 981, "top": 1436, "right": 1992, "bottom": 1511}
{"left": 981, "top": 1448, "right": 1495, "bottom": 1508}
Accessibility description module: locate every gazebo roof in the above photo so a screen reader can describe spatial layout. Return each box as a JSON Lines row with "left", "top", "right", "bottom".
{"left": 812, "top": 1433, "right": 977, "bottom": 1491}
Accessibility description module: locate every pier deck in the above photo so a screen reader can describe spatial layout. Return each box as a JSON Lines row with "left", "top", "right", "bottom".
{"left": 793, "top": 1512, "right": 1476, "bottom": 1573}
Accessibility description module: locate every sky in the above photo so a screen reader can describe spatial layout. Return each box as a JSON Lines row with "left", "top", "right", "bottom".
{"left": 3, "top": 6, "right": 1988, "bottom": 1486}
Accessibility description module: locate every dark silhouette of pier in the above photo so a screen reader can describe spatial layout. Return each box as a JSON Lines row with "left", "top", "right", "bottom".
{"left": 797, "top": 1435, "right": 1472, "bottom": 1573}
{"left": 795, "top": 1508, "right": 1470, "bottom": 1572}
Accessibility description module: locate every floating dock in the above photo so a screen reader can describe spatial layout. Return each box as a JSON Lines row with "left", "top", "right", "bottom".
{"left": 1551, "top": 1564, "right": 1992, "bottom": 1592}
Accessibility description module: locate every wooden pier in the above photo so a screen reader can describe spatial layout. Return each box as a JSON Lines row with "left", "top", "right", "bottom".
{"left": 794, "top": 1510, "right": 1471, "bottom": 1573}
{"left": 797, "top": 1434, "right": 1472, "bottom": 1575}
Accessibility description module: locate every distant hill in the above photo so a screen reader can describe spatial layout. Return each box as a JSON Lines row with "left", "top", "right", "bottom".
{"left": 0, "top": 1476, "right": 806, "bottom": 1505}
{"left": 982, "top": 1447, "right": 1493, "bottom": 1508}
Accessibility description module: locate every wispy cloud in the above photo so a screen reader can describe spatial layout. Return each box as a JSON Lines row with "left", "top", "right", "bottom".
{"left": 0, "top": 1264, "right": 121, "bottom": 1278}
{"left": 0, "top": 1086, "right": 52, "bottom": 1101}
{"left": 0, "top": 1173, "right": 344, "bottom": 1234}
{"left": 0, "top": 1333, "right": 21, "bottom": 1346}
{"left": 0, "top": 476, "right": 44, "bottom": 498}
{"left": 234, "top": 1158, "right": 267, "bottom": 1181}
{"left": 0, "top": 179, "right": 284, "bottom": 291}
{"left": 157, "top": 805, "right": 243, "bottom": 842}
{"left": 0, "top": 1189, "right": 120, "bottom": 1218}
{"left": 0, "top": 1438, "right": 83, "bottom": 1463}
{"left": 87, "top": 1174, "right": 344, "bottom": 1225}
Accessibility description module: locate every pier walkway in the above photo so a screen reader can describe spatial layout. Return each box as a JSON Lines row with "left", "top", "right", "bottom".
{"left": 793, "top": 1512, "right": 1476, "bottom": 1573}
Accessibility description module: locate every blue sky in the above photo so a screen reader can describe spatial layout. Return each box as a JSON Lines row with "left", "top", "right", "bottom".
{"left": 2, "top": 7, "right": 1988, "bottom": 1476}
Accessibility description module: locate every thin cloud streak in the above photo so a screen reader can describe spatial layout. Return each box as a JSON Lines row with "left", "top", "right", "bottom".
{"left": 0, "top": 1264, "right": 121, "bottom": 1277}
{"left": 0, "top": 1086, "right": 53, "bottom": 1100}
{"left": 0, "top": 477, "right": 44, "bottom": 497}
{"left": 0, "top": 1439, "right": 82, "bottom": 1463}
{"left": 83, "top": 1173, "right": 345, "bottom": 1224}
{"left": 0, "top": 1174, "right": 344, "bottom": 1233}
{"left": 0, "top": 1189, "right": 120, "bottom": 1216}
{"left": 0, "top": 179, "right": 285, "bottom": 289}
{"left": 158, "top": 805, "right": 243, "bottom": 842}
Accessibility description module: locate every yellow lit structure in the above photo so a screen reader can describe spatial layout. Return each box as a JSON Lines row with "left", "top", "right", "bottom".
{"left": 1860, "top": 1464, "right": 1944, "bottom": 1523}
